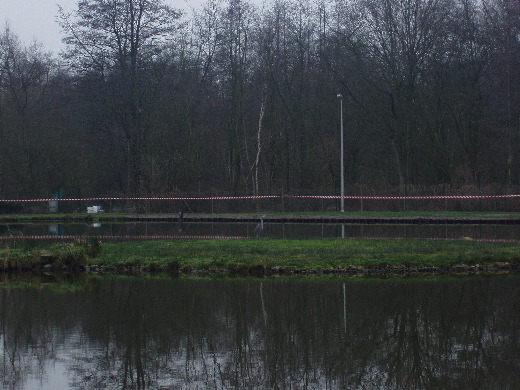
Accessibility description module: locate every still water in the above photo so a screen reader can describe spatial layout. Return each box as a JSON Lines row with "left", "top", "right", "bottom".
{"left": 1, "top": 222, "right": 519, "bottom": 241}
{"left": 1, "top": 275, "right": 519, "bottom": 389}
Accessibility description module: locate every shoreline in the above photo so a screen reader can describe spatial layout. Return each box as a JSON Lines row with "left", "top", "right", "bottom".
{"left": 2, "top": 263, "right": 519, "bottom": 279}
{"left": 1, "top": 211, "right": 519, "bottom": 225}
{"left": 2, "top": 261, "right": 519, "bottom": 278}
{"left": 80, "top": 262, "right": 519, "bottom": 278}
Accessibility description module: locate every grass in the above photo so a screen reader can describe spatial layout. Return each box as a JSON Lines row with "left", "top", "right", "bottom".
{"left": 246, "top": 211, "right": 520, "bottom": 218}
{"left": 1, "top": 221, "right": 519, "bottom": 274}
{"left": 1, "top": 238, "right": 97, "bottom": 272}
{"left": 90, "top": 238, "right": 520, "bottom": 273}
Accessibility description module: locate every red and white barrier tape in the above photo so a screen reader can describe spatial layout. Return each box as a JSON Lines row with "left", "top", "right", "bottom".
{"left": 289, "top": 194, "right": 520, "bottom": 200}
{"left": 0, "top": 194, "right": 519, "bottom": 202}
{"left": 0, "top": 234, "right": 246, "bottom": 240}
{"left": 1, "top": 195, "right": 280, "bottom": 202}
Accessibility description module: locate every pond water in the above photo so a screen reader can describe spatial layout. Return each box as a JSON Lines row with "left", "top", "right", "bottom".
{"left": 1, "top": 221, "right": 519, "bottom": 241}
{"left": 1, "top": 275, "right": 519, "bottom": 389}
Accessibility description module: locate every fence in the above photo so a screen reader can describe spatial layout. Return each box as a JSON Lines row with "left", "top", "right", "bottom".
{"left": 1, "top": 193, "right": 519, "bottom": 214}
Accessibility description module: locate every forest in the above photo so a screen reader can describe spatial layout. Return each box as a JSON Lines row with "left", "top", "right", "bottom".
{"left": 0, "top": 0, "right": 518, "bottom": 201}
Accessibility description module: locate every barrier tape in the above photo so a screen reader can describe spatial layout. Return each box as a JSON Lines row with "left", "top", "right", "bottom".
{"left": 0, "top": 234, "right": 246, "bottom": 240}
{"left": 1, "top": 194, "right": 519, "bottom": 202}
{"left": 290, "top": 194, "right": 520, "bottom": 200}
{"left": 1, "top": 195, "right": 280, "bottom": 202}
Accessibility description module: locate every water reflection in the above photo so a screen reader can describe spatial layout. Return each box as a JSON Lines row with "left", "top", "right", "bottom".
{"left": 1, "top": 276, "right": 519, "bottom": 389}
{"left": 0, "top": 222, "right": 519, "bottom": 241}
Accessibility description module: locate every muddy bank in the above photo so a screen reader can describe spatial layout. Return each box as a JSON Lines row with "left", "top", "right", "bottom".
{"left": 95, "top": 262, "right": 520, "bottom": 277}
{"left": 5, "top": 260, "right": 516, "bottom": 278}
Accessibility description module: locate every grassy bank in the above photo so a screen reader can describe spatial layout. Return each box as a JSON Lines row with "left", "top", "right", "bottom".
{"left": 95, "top": 238, "right": 520, "bottom": 271}
{"left": 2, "top": 237, "right": 519, "bottom": 276}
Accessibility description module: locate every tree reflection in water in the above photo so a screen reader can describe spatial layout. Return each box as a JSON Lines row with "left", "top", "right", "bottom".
{"left": 0, "top": 276, "right": 519, "bottom": 389}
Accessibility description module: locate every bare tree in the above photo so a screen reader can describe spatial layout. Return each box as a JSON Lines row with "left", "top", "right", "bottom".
{"left": 482, "top": 0, "right": 520, "bottom": 185}
{"left": 59, "top": 0, "right": 181, "bottom": 193}
{"left": 329, "top": 0, "right": 458, "bottom": 191}
{"left": 211, "top": 0, "right": 257, "bottom": 192}
{"left": 0, "top": 27, "right": 54, "bottom": 197}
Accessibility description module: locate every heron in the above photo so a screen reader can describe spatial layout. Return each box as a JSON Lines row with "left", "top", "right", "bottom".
{"left": 178, "top": 211, "right": 184, "bottom": 233}
{"left": 254, "top": 215, "right": 266, "bottom": 237}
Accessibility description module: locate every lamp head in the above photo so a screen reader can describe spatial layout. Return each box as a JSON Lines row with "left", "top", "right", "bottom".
{"left": 337, "top": 94, "right": 343, "bottom": 99}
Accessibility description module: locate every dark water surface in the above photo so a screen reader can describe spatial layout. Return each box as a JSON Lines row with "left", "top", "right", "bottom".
{"left": 1, "top": 221, "right": 519, "bottom": 241}
{"left": 1, "top": 275, "right": 519, "bottom": 389}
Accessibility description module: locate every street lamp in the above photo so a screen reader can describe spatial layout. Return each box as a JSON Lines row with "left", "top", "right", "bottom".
{"left": 337, "top": 94, "right": 345, "bottom": 212}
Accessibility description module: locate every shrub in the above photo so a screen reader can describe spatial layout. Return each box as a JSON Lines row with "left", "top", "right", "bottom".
{"left": 166, "top": 260, "right": 180, "bottom": 275}
{"left": 51, "top": 243, "right": 88, "bottom": 270}
{"left": 86, "top": 238, "right": 101, "bottom": 258}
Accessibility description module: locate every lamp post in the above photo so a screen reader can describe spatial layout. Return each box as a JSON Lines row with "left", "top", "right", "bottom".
{"left": 337, "top": 94, "right": 345, "bottom": 212}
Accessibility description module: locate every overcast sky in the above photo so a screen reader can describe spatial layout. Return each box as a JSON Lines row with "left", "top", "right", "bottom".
{"left": 1, "top": 0, "right": 211, "bottom": 54}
